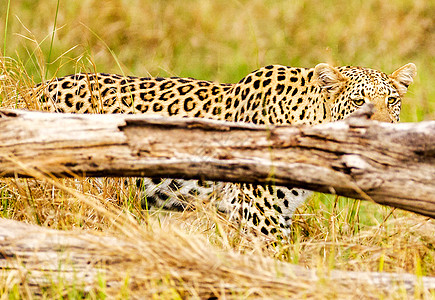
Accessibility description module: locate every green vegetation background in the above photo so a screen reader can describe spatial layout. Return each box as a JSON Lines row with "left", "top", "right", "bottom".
{"left": 1, "top": 0, "right": 434, "bottom": 122}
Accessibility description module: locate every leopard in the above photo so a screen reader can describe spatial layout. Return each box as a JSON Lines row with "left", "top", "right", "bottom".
{"left": 26, "top": 62, "right": 417, "bottom": 239}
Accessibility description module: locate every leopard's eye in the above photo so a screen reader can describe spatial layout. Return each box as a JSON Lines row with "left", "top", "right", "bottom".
{"left": 352, "top": 99, "right": 365, "bottom": 107}
{"left": 387, "top": 96, "right": 399, "bottom": 106}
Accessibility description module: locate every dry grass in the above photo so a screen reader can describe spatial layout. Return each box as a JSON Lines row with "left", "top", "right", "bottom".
{"left": 0, "top": 0, "right": 434, "bottom": 298}
{"left": 1, "top": 173, "right": 433, "bottom": 299}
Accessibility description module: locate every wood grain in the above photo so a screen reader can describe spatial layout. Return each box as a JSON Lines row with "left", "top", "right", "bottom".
{"left": 1, "top": 218, "right": 434, "bottom": 296}
{"left": 0, "top": 105, "right": 433, "bottom": 218}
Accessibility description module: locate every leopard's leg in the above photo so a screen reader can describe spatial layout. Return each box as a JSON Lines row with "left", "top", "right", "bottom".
{"left": 137, "top": 178, "right": 225, "bottom": 211}
{"left": 221, "top": 183, "right": 312, "bottom": 239}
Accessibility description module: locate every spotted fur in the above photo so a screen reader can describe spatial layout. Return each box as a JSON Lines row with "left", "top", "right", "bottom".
{"left": 27, "top": 63, "right": 417, "bottom": 239}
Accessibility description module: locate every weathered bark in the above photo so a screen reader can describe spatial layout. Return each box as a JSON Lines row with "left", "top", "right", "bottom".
{"left": 0, "top": 106, "right": 434, "bottom": 218}
{"left": 1, "top": 218, "right": 434, "bottom": 297}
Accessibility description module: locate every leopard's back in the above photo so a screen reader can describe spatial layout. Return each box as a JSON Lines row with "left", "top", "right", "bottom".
{"left": 32, "top": 73, "right": 232, "bottom": 120}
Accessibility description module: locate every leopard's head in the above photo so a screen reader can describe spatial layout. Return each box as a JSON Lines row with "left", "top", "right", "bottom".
{"left": 314, "top": 63, "right": 417, "bottom": 122}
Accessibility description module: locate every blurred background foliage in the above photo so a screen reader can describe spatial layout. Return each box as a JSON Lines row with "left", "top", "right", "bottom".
{"left": 1, "top": 0, "right": 434, "bottom": 121}
{"left": 0, "top": 3, "right": 435, "bottom": 293}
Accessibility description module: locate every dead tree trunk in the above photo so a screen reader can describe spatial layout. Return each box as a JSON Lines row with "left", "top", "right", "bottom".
{"left": 1, "top": 218, "right": 434, "bottom": 297}
{"left": 0, "top": 106, "right": 434, "bottom": 218}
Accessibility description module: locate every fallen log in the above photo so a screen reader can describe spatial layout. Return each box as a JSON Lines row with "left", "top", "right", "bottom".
{"left": 0, "top": 105, "right": 434, "bottom": 218}
{"left": 1, "top": 218, "right": 433, "bottom": 298}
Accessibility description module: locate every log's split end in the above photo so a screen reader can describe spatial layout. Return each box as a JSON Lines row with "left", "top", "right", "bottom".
{"left": 0, "top": 110, "right": 19, "bottom": 118}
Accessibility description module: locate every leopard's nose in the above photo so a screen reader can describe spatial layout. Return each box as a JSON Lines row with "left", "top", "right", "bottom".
{"left": 370, "top": 111, "right": 395, "bottom": 123}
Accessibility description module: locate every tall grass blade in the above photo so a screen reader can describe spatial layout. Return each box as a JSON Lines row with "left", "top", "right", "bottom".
{"left": 45, "top": 0, "right": 61, "bottom": 78}
{"left": 3, "top": 0, "right": 11, "bottom": 58}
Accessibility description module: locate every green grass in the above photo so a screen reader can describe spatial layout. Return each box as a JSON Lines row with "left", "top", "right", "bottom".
{"left": 2, "top": 0, "right": 10, "bottom": 58}
{"left": 45, "top": 0, "right": 60, "bottom": 79}
{"left": 0, "top": 0, "right": 434, "bottom": 298}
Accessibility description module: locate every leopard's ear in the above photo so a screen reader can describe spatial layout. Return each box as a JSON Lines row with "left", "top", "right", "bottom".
{"left": 314, "top": 63, "right": 347, "bottom": 94}
{"left": 389, "top": 63, "right": 417, "bottom": 96}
